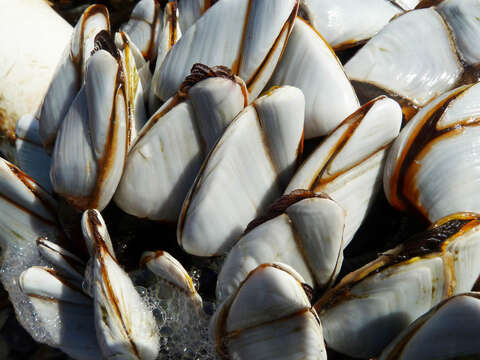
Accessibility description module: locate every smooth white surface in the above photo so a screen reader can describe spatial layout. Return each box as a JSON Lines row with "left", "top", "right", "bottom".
{"left": 156, "top": 0, "right": 248, "bottom": 101}
{"left": 20, "top": 268, "right": 101, "bottom": 360}
{"left": 122, "top": 0, "right": 157, "bottom": 58}
{"left": 84, "top": 211, "right": 159, "bottom": 360}
{"left": 383, "top": 85, "right": 471, "bottom": 210}
{"left": 0, "top": 0, "right": 72, "bottom": 152}
{"left": 213, "top": 264, "right": 327, "bottom": 360}
{"left": 15, "top": 114, "right": 52, "bottom": 192}
{"left": 51, "top": 50, "right": 127, "bottom": 211}
{"left": 178, "top": 0, "right": 206, "bottom": 32}
{"left": 413, "top": 126, "right": 480, "bottom": 222}
{"left": 254, "top": 86, "right": 304, "bottom": 186}
{"left": 116, "top": 77, "right": 245, "bottom": 221}
{"left": 439, "top": 0, "right": 480, "bottom": 65}
{"left": 156, "top": 0, "right": 297, "bottom": 101}
{"left": 320, "top": 257, "right": 446, "bottom": 358}
{"left": 179, "top": 106, "right": 281, "bottom": 256}
{"left": 345, "top": 9, "right": 462, "bottom": 107}
{"left": 287, "top": 197, "right": 345, "bottom": 286}
{"left": 37, "top": 239, "right": 84, "bottom": 282}
{"left": 39, "top": 5, "right": 108, "bottom": 150}
{"left": 217, "top": 214, "right": 313, "bottom": 302}
{"left": 150, "top": 2, "right": 181, "bottom": 114}
{"left": 143, "top": 251, "right": 201, "bottom": 302}
{"left": 301, "top": 0, "right": 401, "bottom": 48}
{"left": 269, "top": 18, "right": 359, "bottom": 138}
{"left": 386, "top": 295, "right": 480, "bottom": 359}
{"left": 179, "top": 87, "right": 304, "bottom": 256}
{"left": 437, "top": 83, "right": 480, "bottom": 129}
{"left": 228, "top": 311, "right": 326, "bottom": 360}
{"left": 287, "top": 97, "right": 401, "bottom": 246}
{"left": 51, "top": 87, "right": 97, "bottom": 201}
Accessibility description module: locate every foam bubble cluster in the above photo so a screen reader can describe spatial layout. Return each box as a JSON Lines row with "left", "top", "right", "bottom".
{"left": 0, "top": 240, "right": 51, "bottom": 345}
{"left": 137, "top": 273, "right": 220, "bottom": 360}
{"left": 2, "top": 237, "right": 221, "bottom": 359}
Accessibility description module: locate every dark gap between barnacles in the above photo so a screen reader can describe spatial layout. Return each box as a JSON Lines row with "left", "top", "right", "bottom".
{"left": 301, "top": 283, "right": 314, "bottom": 302}
{"left": 372, "top": 218, "right": 469, "bottom": 274}
{"left": 91, "top": 29, "right": 120, "bottom": 59}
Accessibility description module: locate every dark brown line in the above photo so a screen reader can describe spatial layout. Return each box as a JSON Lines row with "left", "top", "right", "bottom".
{"left": 89, "top": 68, "right": 127, "bottom": 209}
{"left": 202, "top": 0, "right": 217, "bottom": 14}
{"left": 118, "top": 32, "right": 135, "bottom": 151}
{"left": 315, "top": 145, "right": 389, "bottom": 188}
{"left": 2, "top": 167, "right": 57, "bottom": 226}
{"left": 251, "top": 103, "right": 280, "bottom": 178}
{"left": 393, "top": 87, "right": 469, "bottom": 216}
{"left": 148, "top": 1, "right": 161, "bottom": 60}
{"left": 350, "top": 80, "right": 419, "bottom": 121}
{"left": 231, "top": 0, "right": 253, "bottom": 75}
{"left": 415, "top": 0, "right": 445, "bottom": 9}
{"left": 309, "top": 98, "right": 377, "bottom": 190}
{"left": 314, "top": 216, "right": 477, "bottom": 313}
{"left": 78, "top": 5, "right": 110, "bottom": 79}
{"left": 288, "top": 216, "right": 317, "bottom": 287}
{"left": 433, "top": 7, "right": 465, "bottom": 83}
{"left": 89, "top": 209, "right": 140, "bottom": 356}
{"left": 41, "top": 267, "right": 86, "bottom": 295}
{"left": 385, "top": 0, "right": 405, "bottom": 11}
{"left": 134, "top": 95, "right": 182, "bottom": 145}
{"left": 225, "top": 308, "right": 311, "bottom": 340}
{"left": 215, "top": 263, "right": 315, "bottom": 357}
{"left": 244, "top": 190, "right": 329, "bottom": 234}
{"left": 169, "top": 2, "right": 178, "bottom": 49}
{"left": 99, "top": 248, "right": 140, "bottom": 358}
{"left": 38, "top": 238, "right": 86, "bottom": 275}
{"left": 178, "top": 108, "right": 250, "bottom": 249}
{"left": 87, "top": 210, "right": 116, "bottom": 260}
{"left": 246, "top": 1, "right": 299, "bottom": 91}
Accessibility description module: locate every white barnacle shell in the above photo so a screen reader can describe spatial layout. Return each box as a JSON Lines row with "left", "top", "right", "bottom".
{"left": 19, "top": 266, "right": 101, "bottom": 360}
{"left": 141, "top": 250, "right": 203, "bottom": 310}
{"left": 286, "top": 96, "right": 402, "bottom": 247}
{"left": 115, "top": 64, "right": 247, "bottom": 221}
{"left": 299, "top": 0, "right": 403, "bottom": 50}
{"left": 0, "top": 0, "right": 72, "bottom": 161}
{"left": 392, "top": 0, "right": 421, "bottom": 9}
{"left": 82, "top": 209, "right": 160, "bottom": 360}
{"left": 14, "top": 114, "right": 52, "bottom": 192}
{"left": 0, "top": 157, "right": 59, "bottom": 252}
{"left": 384, "top": 82, "right": 480, "bottom": 223}
{"left": 437, "top": 0, "right": 480, "bottom": 67}
{"left": 178, "top": 85, "right": 305, "bottom": 256}
{"left": 155, "top": 0, "right": 299, "bottom": 102}
{"left": 216, "top": 190, "right": 345, "bottom": 303}
{"left": 50, "top": 42, "right": 128, "bottom": 212}
{"left": 0, "top": 157, "right": 65, "bottom": 348}
{"left": 122, "top": 0, "right": 162, "bottom": 62}
{"left": 268, "top": 18, "right": 359, "bottom": 138}
{"left": 37, "top": 237, "right": 85, "bottom": 282}
{"left": 149, "top": 1, "right": 182, "bottom": 114}
{"left": 39, "top": 4, "right": 110, "bottom": 151}
{"left": 345, "top": 7, "right": 462, "bottom": 118}
{"left": 211, "top": 263, "right": 326, "bottom": 360}
{"left": 315, "top": 213, "right": 480, "bottom": 358}
{"left": 177, "top": 0, "right": 215, "bottom": 33}
{"left": 380, "top": 292, "right": 480, "bottom": 359}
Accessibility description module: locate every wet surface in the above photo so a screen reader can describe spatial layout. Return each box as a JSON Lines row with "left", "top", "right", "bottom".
{"left": 1, "top": 1, "right": 467, "bottom": 359}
